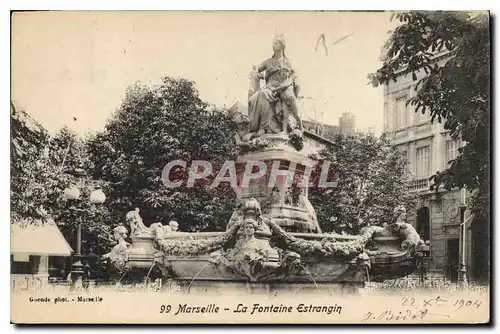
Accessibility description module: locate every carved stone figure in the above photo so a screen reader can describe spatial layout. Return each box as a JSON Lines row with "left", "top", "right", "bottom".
{"left": 126, "top": 208, "right": 150, "bottom": 237}
{"left": 208, "top": 198, "right": 302, "bottom": 281}
{"left": 392, "top": 223, "right": 424, "bottom": 250}
{"left": 338, "top": 252, "right": 371, "bottom": 283}
{"left": 163, "top": 225, "right": 172, "bottom": 234}
{"left": 233, "top": 112, "right": 252, "bottom": 148}
{"left": 102, "top": 226, "right": 131, "bottom": 273}
{"left": 364, "top": 205, "right": 423, "bottom": 252}
{"left": 233, "top": 218, "right": 279, "bottom": 273}
{"left": 298, "top": 191, "right": 322, "bottom": 233}
{"left": 149, "top": 222, "right": 171, "bottom": 235}
{"left": 169, "top": 220, "right": 179, "bottom": 232}
{"left": 233, "top": 110, "right": 273, "bottom": 151}
{"left": 247, "top": 33, "right": 303, "bottom": 138}
{"left": 243, "top": 198, "right": 271, "bottom": 235}
{"left": 389, "top": 205, "right": 422, "bottom": 248}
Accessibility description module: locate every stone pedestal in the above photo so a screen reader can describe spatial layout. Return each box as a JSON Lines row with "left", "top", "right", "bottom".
{"left": 235, "top": 135, "right": 321, "bottom": 233}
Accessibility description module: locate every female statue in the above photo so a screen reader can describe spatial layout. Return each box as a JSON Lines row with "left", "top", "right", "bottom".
{"left": 247, "top": 34, "right": 303, "bottom": 138}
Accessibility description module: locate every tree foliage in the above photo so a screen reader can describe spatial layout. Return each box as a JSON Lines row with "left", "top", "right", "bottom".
{"left": 11, "top": 77, "right": 238, "bottom": 256}
{"left": 310, "top": 133, "right": 417, "bottom": 235}
{"left": 11, "top": 102, "right": 53, "bottom": 222}
{"left": 10, "top": 106, "right": 113, "bottom": 255}
{"left": 86, "top": 77, "right": 238, "bottom": 232}
{"left": 369, "top": 11, "right": 490, "bottom": 220}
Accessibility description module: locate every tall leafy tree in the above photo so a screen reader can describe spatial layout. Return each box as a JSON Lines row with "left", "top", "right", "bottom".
{"left": 11, "top": 101, "right": 53, "bottom": 222}
{"left": 310, "top": 133, "right": 417, "bottom": 235}
{"left": 369, "top": 11, "right": 490, "bottom": 282}
{"left": 368, "top": 11, "right": 490, "bottom": 222}
{"left": 87, "top": 77, "right": 238, "bottom": 232}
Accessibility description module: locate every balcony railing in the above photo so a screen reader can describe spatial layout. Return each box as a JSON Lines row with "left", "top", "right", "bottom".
{"left": 409, "top": 178, "right": 430, "bottom": 192}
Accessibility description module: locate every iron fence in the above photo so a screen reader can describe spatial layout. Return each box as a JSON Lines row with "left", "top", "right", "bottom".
{"left": 11, "top": 276, "right": 183, "bottom": 294}
{"left": 365, "top": 276, "right": 489, "bottom": 293}
{"left": 11, "top": 276, "right": 489, "bottom": 294}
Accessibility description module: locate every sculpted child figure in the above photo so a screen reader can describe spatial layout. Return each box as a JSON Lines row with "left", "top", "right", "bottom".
{"left": 169, "top": 220, "right": 179, "bottom": 232}
{"left": 102, "top": 225, "right": 130, "bottom": 273}
{"left": 390, "top": 205, "right": 423, "bottom": 249}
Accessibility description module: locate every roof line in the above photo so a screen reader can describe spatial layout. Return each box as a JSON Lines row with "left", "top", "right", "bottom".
{"left": 303, "top": 129, "right": 334, "bottom": 146}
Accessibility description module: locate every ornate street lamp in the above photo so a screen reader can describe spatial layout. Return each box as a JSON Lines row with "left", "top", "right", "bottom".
{"left": 458, "top": 188, "right": 469, "bottom": 286}
{"left": 63, "top": 168, "right": 106, "bottom": 287}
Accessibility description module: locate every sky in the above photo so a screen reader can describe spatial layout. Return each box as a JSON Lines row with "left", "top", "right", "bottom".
{"left": 11, "top": 11, "right": 398, "bottom": 136}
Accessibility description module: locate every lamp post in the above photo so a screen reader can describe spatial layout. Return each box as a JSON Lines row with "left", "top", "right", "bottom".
{"left": 63, "top": 168, "right": 106, "bottom": 287}
{"left": 458, "top": 187, "right": 468, "bottom": 286}
{"left": 417, "top": 240, "right": 431, "bottom": 285}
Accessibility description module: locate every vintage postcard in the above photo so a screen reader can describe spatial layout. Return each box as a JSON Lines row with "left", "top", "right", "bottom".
{"left": 10, "top": 10, "right": 490, "bottom": 324}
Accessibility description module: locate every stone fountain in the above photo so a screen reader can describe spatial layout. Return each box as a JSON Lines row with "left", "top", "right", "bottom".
{"left": 103, "top": 34, "right": 423, "bottom": 293}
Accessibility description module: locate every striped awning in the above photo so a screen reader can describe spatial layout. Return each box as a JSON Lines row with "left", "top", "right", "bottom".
{"left": 11, "top": 219, "right": 73, "bottom": 257}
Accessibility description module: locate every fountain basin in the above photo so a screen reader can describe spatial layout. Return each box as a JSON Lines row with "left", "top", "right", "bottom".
{"left": 124, "top": 228, "right": 419, "bottom": 285}
{"left": 105, "top": 198, "right": 422, "bottom": 291}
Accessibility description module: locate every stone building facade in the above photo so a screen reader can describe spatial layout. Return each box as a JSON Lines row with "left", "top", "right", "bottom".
{"left": 382, "top": 52, "right": 482, "bottom": 282}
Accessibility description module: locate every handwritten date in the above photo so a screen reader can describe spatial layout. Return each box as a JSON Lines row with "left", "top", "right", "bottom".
{"left": 401, "top": 296, "right": 482, "bottom": 310}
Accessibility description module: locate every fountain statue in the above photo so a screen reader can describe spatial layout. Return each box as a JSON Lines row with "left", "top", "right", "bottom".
{"left": 238, "top": 33, "right": 304, "bottom": 152}
{"left": 103, "top": 34, "right": 422, "bottom": 293}
{"left": 102, "top": 226, "right": 131, "bottom": 274}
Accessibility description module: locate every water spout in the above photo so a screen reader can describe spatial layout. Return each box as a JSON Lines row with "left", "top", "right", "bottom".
{"left": 116, "top": 272, "right": 127, "bottom": 286}
{"left": 299, "top": 264, "right": 320, "bottom": 292}
{"left": 144, "top": 262, "right": 156, "bottom": 283}
{"left": 186, "top": 262, "right": 212, "bottom": 293}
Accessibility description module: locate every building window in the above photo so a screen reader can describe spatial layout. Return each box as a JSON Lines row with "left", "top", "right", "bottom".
{"left": 445, "top": 139, "right": 459, "bottom": 164}
{"left": 11, "top": 255, "right": 36, "bottom": 274}
{"left": 394, "top": 95, "right": 408, "bottom": 129}
{"left": 416, "top": 207, "right": 430, "bottom": 241}
{"left": 416, "top": 146, "right": 430, "bottom": 178}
